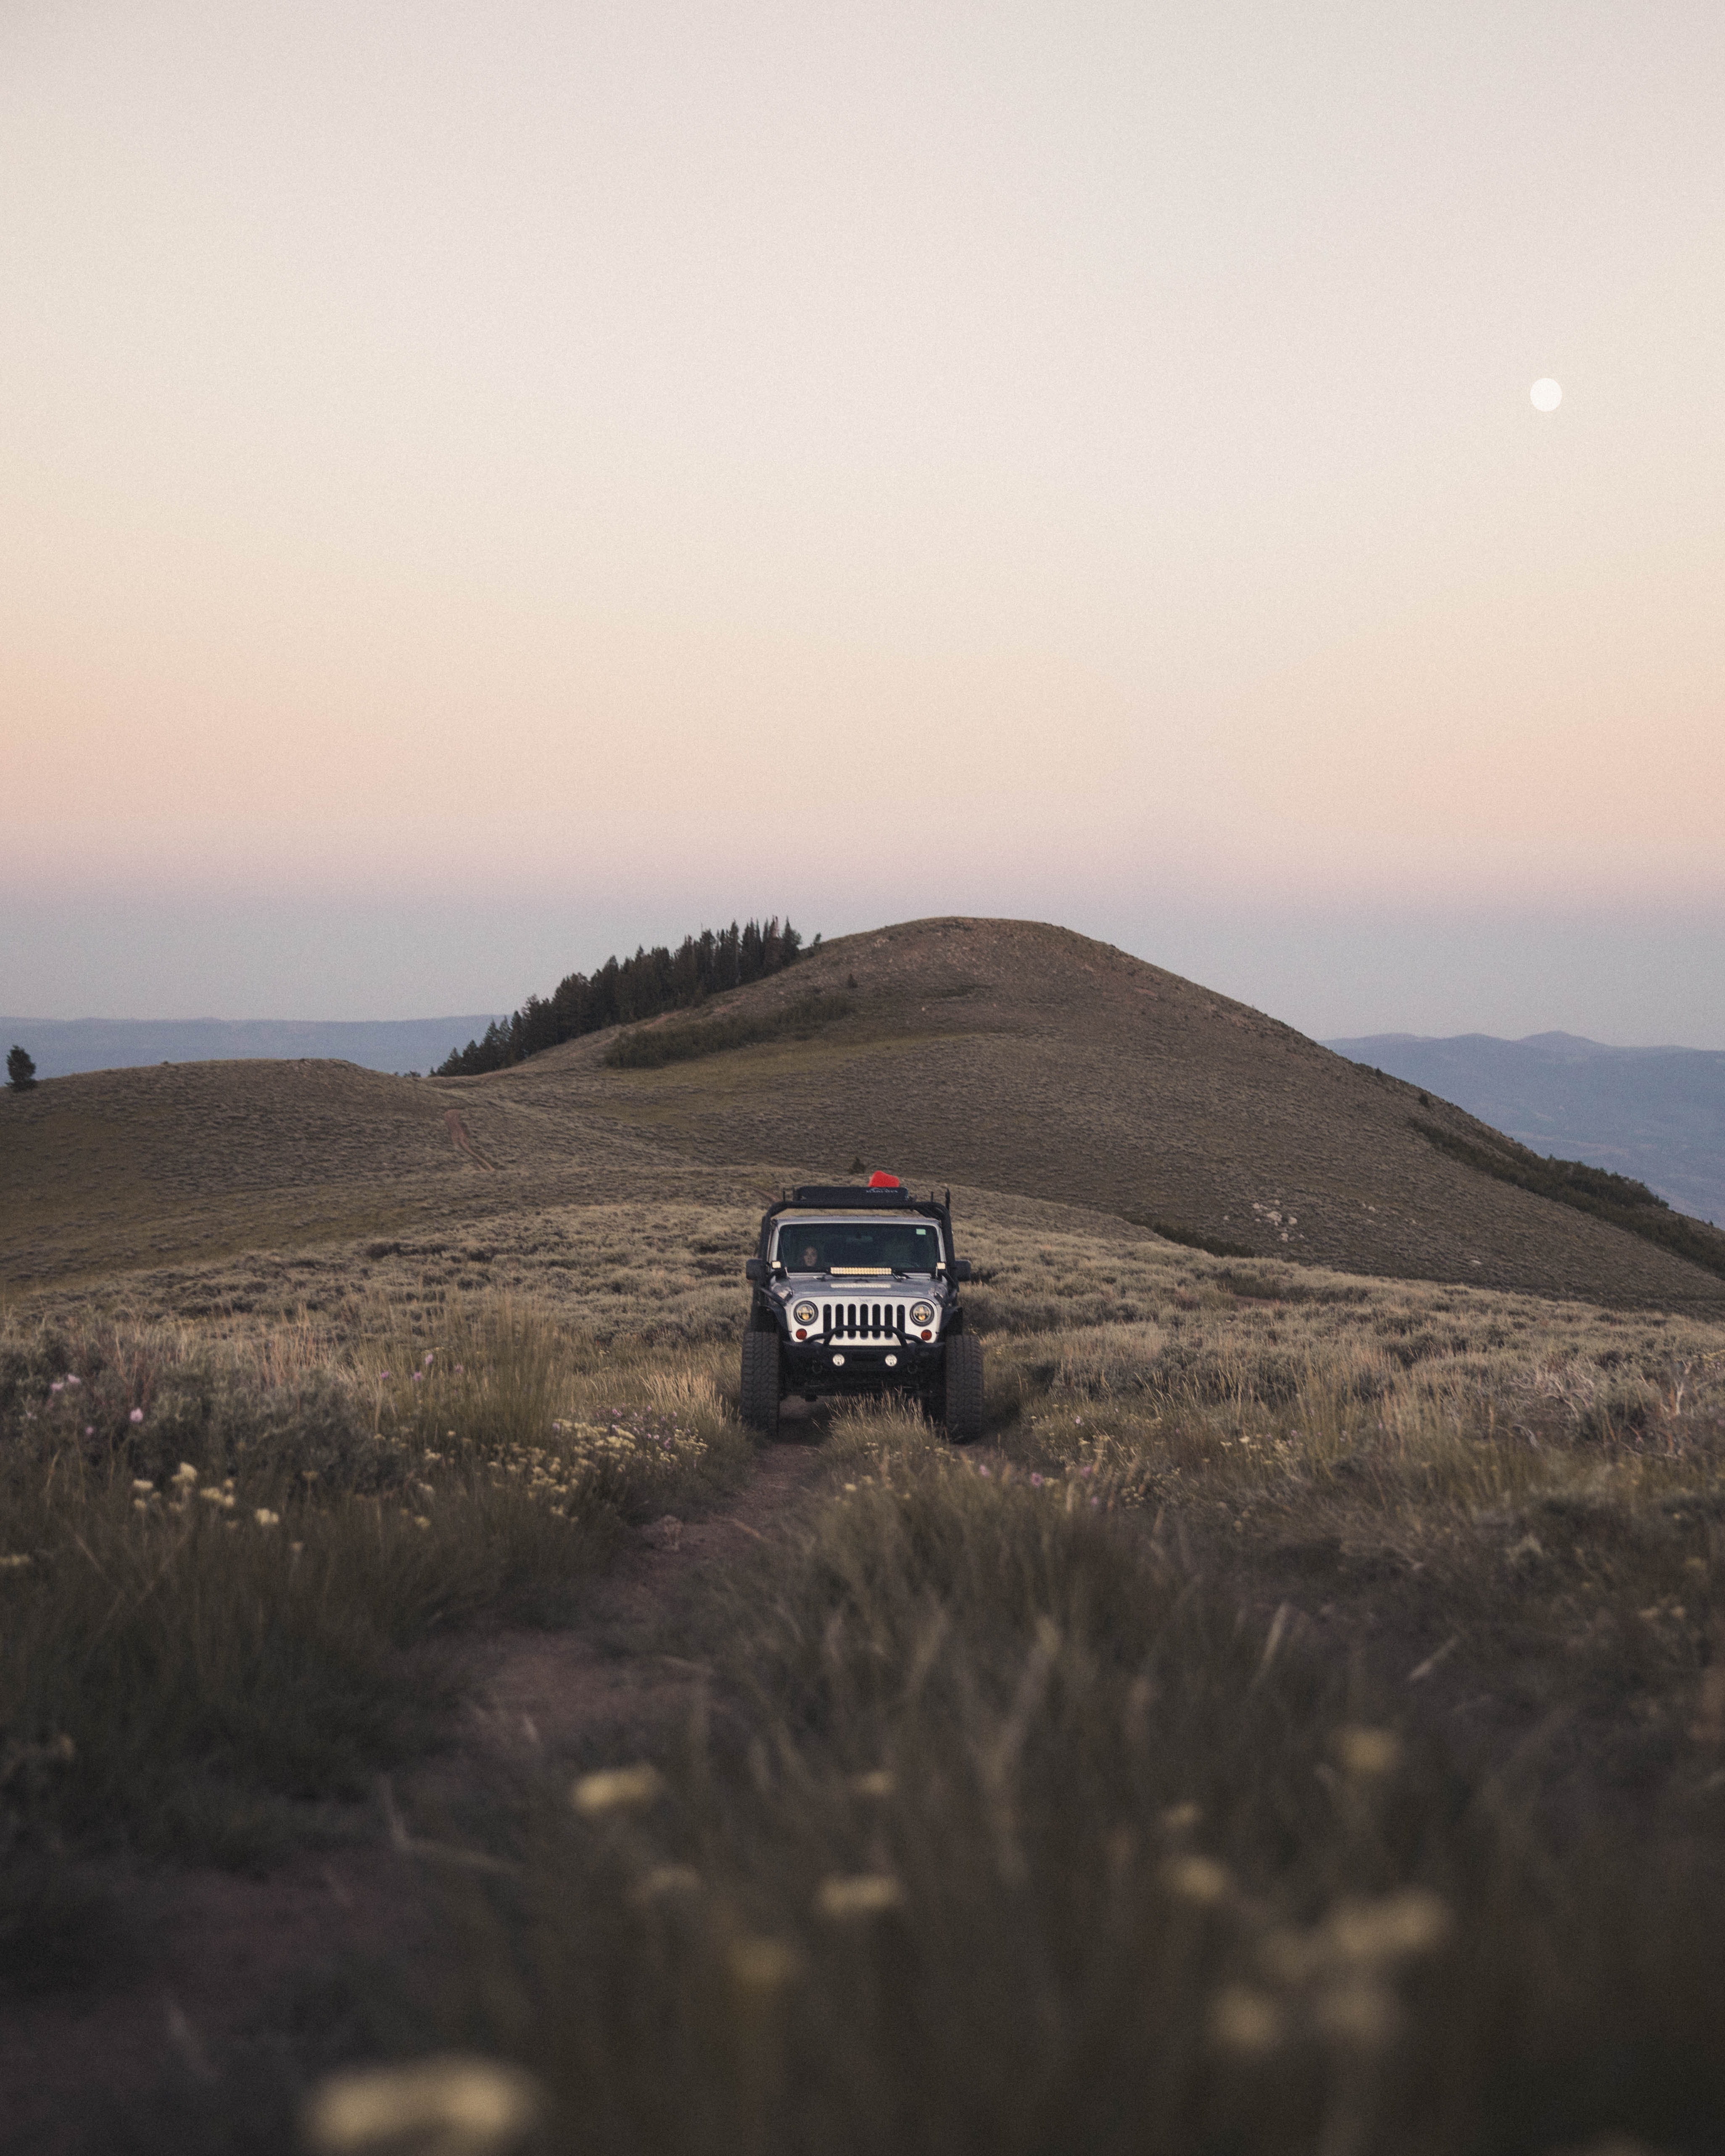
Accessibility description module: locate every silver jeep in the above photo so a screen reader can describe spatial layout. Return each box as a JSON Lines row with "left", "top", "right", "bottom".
{"left": 739, "top": 1178, "right": 984, "bottom": 1441}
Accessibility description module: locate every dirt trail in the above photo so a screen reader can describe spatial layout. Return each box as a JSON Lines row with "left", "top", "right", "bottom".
{"left": 0, "top": 1436, "right": 827, "bottom": 2156}
{"left": 432, "top": 1432, "right": 823, "bottom": 1787}
{"left": 443, "top": 1106, "right": 496, "bottom": 1170}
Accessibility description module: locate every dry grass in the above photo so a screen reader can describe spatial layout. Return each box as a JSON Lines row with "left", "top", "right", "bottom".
{"left": 0, "top": 1053, "right": 726, "bottom": 1291}
{"left": 10, "top": 1179, "right": 1725, "bottom": 2151}
{"left": 0, "top": 1298, "right": 752, "bottom": 1876}
{"left": 423, "top": 1382, "right": 1725, "bottom": 2155}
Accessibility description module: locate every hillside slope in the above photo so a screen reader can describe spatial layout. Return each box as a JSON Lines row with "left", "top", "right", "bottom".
{"left": 472, "top": 917, "right": 1725, "bottom": 1309}
{"left": 0, "top": 1058, "right": 692, "bottom": 1289}
{"left": 1327, "top": 1030, "right": 1725, "bottom": 1226}
{"left": 4, "top": 917, "right": 1721, "bottom": 1309}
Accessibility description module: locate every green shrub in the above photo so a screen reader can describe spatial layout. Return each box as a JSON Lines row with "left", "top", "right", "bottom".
{"left": 1121, "top": 1211, "right": 1255, "bottom": 1259}
{"left": 1410, "top": 1117, "right": 1725, "bottom": 1283}
{"left": 604, "top": 992, "right": 857, "bottom": 1070}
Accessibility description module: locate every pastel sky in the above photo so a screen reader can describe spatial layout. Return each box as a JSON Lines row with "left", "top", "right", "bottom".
{"left": 4, "top": 1, "right": 1722, "bottom": 1040}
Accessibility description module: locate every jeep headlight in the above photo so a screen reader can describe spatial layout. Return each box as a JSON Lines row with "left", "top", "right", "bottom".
{"left": 792, "top": 1300, "right": 819, "bottom": 1327}
{"left": 909, "top": 1301, "right": 936, "bottom": 1328}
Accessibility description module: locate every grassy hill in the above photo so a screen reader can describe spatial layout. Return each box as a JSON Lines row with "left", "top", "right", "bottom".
{"left": 11, "top": 922, "right": 1725, "bottom": 2151}
{"left": 5, "top": 915, "right": 1723, "bottom": 1310}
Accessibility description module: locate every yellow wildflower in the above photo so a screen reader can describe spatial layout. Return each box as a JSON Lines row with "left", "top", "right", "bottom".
{"left": 301, "top": 2054, "right": 546, "bottom": 2156}
{"left": 1161, "top": 1855, "right": 1232, "bottom": 1906}
{"left": 1334, "top": 1727, "right": 1402, "bottom": 1779}
{"left": 571, "top": 1764, "right": 664, "bottom": 1816}
{"left": 634, "top": 1863, "right": 702, "bottom": 1902}
{"left": 814, "top": 1874, "right": 903, "bottom": 1921}
{"left": 1211, "top": 1985, "right": 1284, "bottom": 2056}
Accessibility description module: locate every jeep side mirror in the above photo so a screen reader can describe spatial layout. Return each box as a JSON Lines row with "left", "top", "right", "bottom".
{"left": 950, "top": 1259, "right": 973, "bottom": 1282}
{"left": 744, "top": 1258, "right": 764, "bottom": 1284}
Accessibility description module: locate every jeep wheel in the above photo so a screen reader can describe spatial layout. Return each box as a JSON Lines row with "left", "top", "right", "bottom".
{"left": 940, "top": 1332, "right": 985, "bottom": 1443}
{"left": 739, "top": 1330, "right": 781, "bottom": 1437}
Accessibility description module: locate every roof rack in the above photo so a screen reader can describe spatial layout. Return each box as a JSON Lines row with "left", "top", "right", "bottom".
{"left": 789, "top": 1183, "right": 914, "bottom": 1207}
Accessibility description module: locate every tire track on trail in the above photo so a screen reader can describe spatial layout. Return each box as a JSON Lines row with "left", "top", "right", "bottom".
{"left": 433, "top": 1434, "right": 825, "bottom": 1783}
{"left": 444, "top": 1107, "right": 497, "bottom": 1170}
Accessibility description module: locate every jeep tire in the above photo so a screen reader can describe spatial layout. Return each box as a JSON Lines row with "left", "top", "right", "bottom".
{"left": 739, "top": 1328, "right": 781, "bottom": 1438}
{"left": 940, "top": 1332, "right": 985, "bottom": 1443}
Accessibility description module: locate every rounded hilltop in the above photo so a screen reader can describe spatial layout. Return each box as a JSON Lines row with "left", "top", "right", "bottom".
{"left": 5, "top": 916, "right": 1722, "bottom": 1312}
{"left": 497, "top": 915, "right": 1725, "bottom": 1311}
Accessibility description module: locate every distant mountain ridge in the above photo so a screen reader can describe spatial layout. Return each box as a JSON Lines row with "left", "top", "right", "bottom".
{"left": 1324, "top": 1031, "right": 1725, "bottom": 1226}
{"left": 0, "top": 1016, "right": 505, "bottom": 1081}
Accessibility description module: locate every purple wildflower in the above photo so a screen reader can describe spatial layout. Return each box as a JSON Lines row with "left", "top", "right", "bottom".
{"left": 129, "top": 1407, "right": 145, "bottom": 1425}
{"left": 1030, "top": 1472, "right": 1044, "bottom": 1488}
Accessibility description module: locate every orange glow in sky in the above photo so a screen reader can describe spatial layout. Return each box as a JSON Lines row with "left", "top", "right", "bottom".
{"left": 3, "top": 2, "right": 1722, "bottom": 1031}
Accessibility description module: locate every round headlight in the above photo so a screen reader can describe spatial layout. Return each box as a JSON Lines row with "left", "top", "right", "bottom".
{"left": 792, "top": 1300, "right": 819, "bottom": 1327}
{"left": 909, "top": 1301, "right": 936, "bottom": 1328}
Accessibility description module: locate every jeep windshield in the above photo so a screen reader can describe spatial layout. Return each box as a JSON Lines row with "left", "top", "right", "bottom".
{"left": 775, "top": 1220, "right": 944, "bottom": 1276}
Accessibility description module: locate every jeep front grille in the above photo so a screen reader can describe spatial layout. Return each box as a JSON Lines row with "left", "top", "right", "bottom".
{"left": 820, "top": 1302, "right": 910, "bottom": 1344}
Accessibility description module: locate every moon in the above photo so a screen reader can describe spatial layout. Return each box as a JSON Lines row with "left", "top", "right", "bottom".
{"left": 1530, "top": 378, "right": 1562, "bottom": 412}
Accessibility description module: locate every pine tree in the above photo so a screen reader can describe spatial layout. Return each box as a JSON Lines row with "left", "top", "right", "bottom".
{"left": 6, "top": 1045, "right": 37, "bottom": 1091}
{"left": 431, "top": 910, "right": 813, "bottom": 1076}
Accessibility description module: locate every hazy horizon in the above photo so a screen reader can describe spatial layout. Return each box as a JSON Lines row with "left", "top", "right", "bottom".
{"left": 5, "top": 2, "right": 1721, "bottom": 1041}
{"left": 5, "top": 898, "right": 1722, "bottom": 1051}
{"left": 5, "top": 995, "right": 1717, "bottom": 1057}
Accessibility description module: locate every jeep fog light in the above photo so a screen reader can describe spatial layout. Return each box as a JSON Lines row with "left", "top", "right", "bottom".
{"left": 909, "top": 1301, "right": 935, "bottom": 1328}
{"left": 885, "top": 1353, "right": 898, "bottom": 1367}
{"left": 791, "top": 1300, "right": 818, "bottom": 1327}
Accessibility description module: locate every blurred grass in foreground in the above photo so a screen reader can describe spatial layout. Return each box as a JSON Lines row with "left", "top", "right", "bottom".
{"left": 429, "top": 1410, "right": 1725, "bottom": 2156}
{"left": 6, "top": 1248, "right": 1725, "bottom": 2153}
{"left": 0, "top": 1300, "right": 750, "bottom": 1869}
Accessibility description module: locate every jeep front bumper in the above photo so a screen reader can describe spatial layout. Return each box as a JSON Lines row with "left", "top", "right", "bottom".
{"left": 781, "top": 1335, "right": 942, "bottom": 1390}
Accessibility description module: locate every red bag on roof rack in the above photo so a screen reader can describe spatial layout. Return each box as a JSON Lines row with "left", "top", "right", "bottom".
{"left": 868, "top": 1171, "right": 901, "bottom": 1188}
